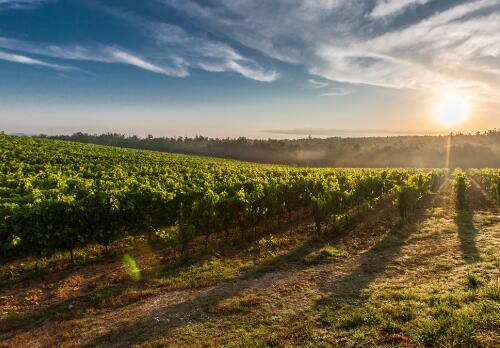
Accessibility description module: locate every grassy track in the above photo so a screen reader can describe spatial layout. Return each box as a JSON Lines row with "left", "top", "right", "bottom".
{"left": 0, "top": 178, "right": 499, "bottom": 347}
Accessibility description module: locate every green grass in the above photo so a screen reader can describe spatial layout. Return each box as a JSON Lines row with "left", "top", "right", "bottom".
{"left": 299, "top": 281, "right": 500, "bottom": 347}
{"left": 0, "top": 236, "right": 141, "bottom": 285}
{"left": 149, "top": 229, "right": 317, "bottom": 290}
{"left": 153, "top": 257, "right": 245, "bottom": 289}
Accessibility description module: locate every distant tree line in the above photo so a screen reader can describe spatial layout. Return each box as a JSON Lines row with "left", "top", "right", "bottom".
{"left": 45, "top": 129, "right": 500, "bottom": 168}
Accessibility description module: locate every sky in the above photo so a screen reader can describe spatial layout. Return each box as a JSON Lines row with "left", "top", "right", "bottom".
{"left": 0, "top": 0, "right": 499, "bottom": 138}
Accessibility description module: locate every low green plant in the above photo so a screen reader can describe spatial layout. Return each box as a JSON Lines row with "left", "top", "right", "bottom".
{"left": 466, "top": 274, "right": 481, "bottom": 290}
{"left": 257, "top": 236, "right": 282, "bottom": 251}
{"left": 382, "top": 320, "right": 402, "bottom": 334}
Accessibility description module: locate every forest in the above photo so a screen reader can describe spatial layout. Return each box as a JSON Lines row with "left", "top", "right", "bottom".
{"left": 47, "top": 129, "right": 500, "bottom": 168}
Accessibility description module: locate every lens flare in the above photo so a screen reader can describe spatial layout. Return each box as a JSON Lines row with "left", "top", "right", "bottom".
{"left": 123, "top": 254, "right": 141, "bottom": 281}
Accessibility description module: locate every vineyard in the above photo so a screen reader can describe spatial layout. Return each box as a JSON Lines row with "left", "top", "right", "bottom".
{"left": 0, "top": 135, "right": 499, "bottom": 347}
{"left": 0, "top": 135, "right": 444, "bottom": 263}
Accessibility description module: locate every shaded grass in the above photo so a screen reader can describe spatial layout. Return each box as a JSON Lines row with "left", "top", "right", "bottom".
{"left": 150, "top": 229, "right": 315, "bottom": 290}
{"left": 0, "top": 222, "right": 321, "bottom": 337}
{"left": 0, "top": 212, "right": 320, "bottom": 337}
{"left": 456, "top": 210, "right": 480, "bottom": 263}
{"left": 0, "top": 236, "right": 144, "bottom": 285}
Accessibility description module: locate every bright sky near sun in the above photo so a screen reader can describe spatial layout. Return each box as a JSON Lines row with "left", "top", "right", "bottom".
{"left": 0, "top": 0, "right": 499, "bottom": 138}
{"left": 436, "top": 93, "right": 470, "bottom": 127}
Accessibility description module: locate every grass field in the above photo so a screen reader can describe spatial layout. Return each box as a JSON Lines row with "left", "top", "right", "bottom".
{"left": 0, "top": 173, "right": 498, "bottom": 347}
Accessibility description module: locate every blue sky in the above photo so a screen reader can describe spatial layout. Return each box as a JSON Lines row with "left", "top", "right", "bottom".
{"left": 0, "top": 0, "right": 499, "bottom": 138}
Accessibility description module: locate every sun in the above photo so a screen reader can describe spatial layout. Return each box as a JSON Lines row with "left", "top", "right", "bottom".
{"left": 436, "top": 92, "right": 470, "bottom": 127}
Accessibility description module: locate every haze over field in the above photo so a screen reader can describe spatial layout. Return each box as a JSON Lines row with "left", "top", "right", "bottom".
{"left": 1, "top": 0, "right": 500, "bottom": 138}
{"left": 51, "top": 131, "right": 500, "bottom": 168}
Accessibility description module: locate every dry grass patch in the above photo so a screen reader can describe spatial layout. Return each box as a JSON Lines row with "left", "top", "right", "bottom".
{"left": 208, "top": 293, "right": 265, "bottom": 315}
{"left": 303, "top": 245, "right": 347, "bottom": 264}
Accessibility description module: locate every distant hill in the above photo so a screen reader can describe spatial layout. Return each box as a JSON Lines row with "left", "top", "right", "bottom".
{"left": 46, "top": 130, "right": 500, "bottom": 168}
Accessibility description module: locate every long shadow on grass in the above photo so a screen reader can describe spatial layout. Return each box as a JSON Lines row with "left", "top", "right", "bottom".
{"left": 0, "top": 217, "right": 315, "bottom": 342}
{"left": 0, "top": 241, "right": 174, "bottom": 338}
{"left": 454, "top": 177, "right": 500, "bottom": 264}
{"left": 79, "top": 236, "right": 329, "bottom": 347}
{"left": 80, "top": 199, "right": 402, "bottom": 347}
{"left": 455, "top": 210, "right": 480, "bottom": 264}
{"left": 0, "top": 272, "right": 140, "bottom": 338}
{"left": 0, "top": 221, "right": 325, "bottom": 344}
{"left": 313, "top": 191, "right": 440, "bottom": 304}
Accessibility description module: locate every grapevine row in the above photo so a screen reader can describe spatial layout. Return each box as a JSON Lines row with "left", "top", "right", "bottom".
{"left": 469, "top": 168, "right": 500, "bottom": 205}
{"left": 453, "top": 169, "right": 470, "bottom": 210}
{"left": 0, "top": 135, "right": 443, "bottom": 261}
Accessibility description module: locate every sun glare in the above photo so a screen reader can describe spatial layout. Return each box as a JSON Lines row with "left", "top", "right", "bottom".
{"left": 436, "top": 92, "right": 470, "bottom": 127}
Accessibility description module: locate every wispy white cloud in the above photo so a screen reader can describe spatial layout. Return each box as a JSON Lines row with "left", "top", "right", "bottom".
{"left": 109, "top": 49, "right": 188, "bottom": 77}
{"left": 200, "top": 59, "right": 279, "bottom": 82}
{"left": 307, "top": 79, "right": 330, "bottom": 89}
{"left": 306, "top": 79, "right": 351, "bottom": 96}
{"left": 0, "top": 50, "right": 70, "bottom": 70}
{"left": 0, "top": 1, "right": 277, "bottom": 82}
{"left": 158, "top": 31, "right": 279, "bottom": 82}
{"left": 0, "top": 0, "right": 52, "bottom": 10}
{"left": 0, "top": 32, "right": 277, "bottom": 81}
{"left": 164, "top": 0, "right": 500, "bottom": 100}
{"left": 320, "top": 87, "right": 352, "bottom": 97}
{"left": 0, "top": 37, "right": 189, "bottom": 77}
{"left": 369, "top": 0, "right": 431, "bottom": 18}
{"left": 192, "top": 43, "right": 278, "bottom": 81}
{"left": 99, "top": 6, "right": 279, "bottom": 82}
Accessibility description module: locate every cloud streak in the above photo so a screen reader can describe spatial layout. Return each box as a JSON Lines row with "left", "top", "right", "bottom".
{"left": 262, "top": 128, "right": 443, "bottom": 136}
{"left": 109, "top": 49, "right": 188, "bottom": 77}
{"left": 369, "top": 0, "right": 431, "bottom": 18}
{"left": 0, "top": 0, "right": 51, "bottom": 10}
{"left": 306, "top": 79, "right": 352, "bottom": 97}
{"left": 320, "top": 88, "right": 352, "bottom": 97}
{"left": 0, "top": 37, "right": 189, "bottom": 77}
{"left": 0, "top": 50, "right": 70, "bottom": 70}
{"left": 151, "top": 24, "right": 279, "bottom": 81}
